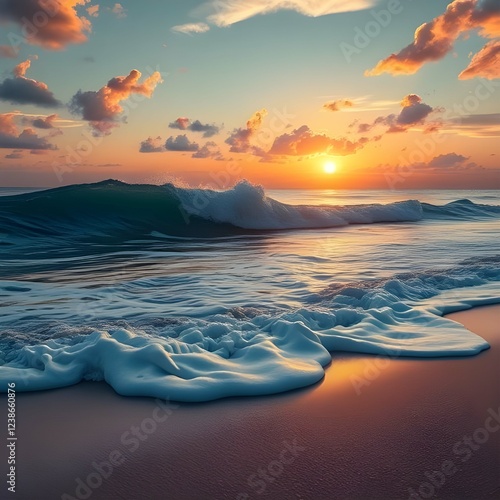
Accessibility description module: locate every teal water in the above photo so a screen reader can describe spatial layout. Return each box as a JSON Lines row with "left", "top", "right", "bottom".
{"left": 0, "top": 182, "right": 499, "bottom": 401}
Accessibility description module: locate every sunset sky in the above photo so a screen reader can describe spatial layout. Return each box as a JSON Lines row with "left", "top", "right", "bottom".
{"left": 0, "top": 0, "right": 499, "bottom": 189}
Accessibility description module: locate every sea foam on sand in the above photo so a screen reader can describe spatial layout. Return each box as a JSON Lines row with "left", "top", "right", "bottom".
{"left": 6, "top": 305, "right": 500, "bottom": 500}
{"left": 1, "top": 280, "right": 498, "bottom": 402}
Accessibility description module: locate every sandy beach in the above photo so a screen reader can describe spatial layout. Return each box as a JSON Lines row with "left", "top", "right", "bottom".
{"left": 1, "top": 0, "right": 499, "bottom": 498}
{"left": 3, "top": 304, "right": 499, "bottom": 500}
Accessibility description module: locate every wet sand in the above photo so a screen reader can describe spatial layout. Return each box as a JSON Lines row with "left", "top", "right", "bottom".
{"left": 3, "top": 304, "right": 500, "bottom": 499}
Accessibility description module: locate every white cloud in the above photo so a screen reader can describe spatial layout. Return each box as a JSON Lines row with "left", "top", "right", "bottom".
{"left": 179, "top": 0, "right": 377, "bottom": 32}
{"left": 171, "top": 23, "right": 210, "bottom": 35}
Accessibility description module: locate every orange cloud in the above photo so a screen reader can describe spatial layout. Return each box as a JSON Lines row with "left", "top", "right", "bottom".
{"left": 269, "top": 125, "right": 368, "bottom": 156}
{"left": 366, "top": 0, "right": 500, "bottom": 78}
{"left": 70, "top": 69, "right": 163, "bottom": 135}
{"left": 13, "top": 59, "right": 31, "bottom": 78}
{"left": 86, "top": 4, "right": 99, "bottom": 17}
{"left": 459, "top": 40, "right": 500, "bottom": 80}
{"left": 247, "top": 109, "right": 267, "bottom": 130}
{"left": 0, "top": 112, "right": 56, "bottom": 150}
{"left": 323, "top": 99, "right": 354, "bottom": 112}
{"left": 0, "top": 113, "right": 17, "bottom": 136}
{"left": 226, "top": 109, "right": 268, "bottom": 154}
{"left": 0, "top": 0, "right": 92, "bottom": 50}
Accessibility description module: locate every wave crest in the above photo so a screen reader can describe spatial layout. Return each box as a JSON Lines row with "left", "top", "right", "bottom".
{"left": 0, "top": 180, "right": 426, "bottom": 240}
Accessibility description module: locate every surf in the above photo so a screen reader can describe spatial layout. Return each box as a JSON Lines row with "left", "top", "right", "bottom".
{"left": 1, "top": 179, "right": 495, "bottom": 245}
{"left": 1, "top": 255, "right": 499, "bottom": 402}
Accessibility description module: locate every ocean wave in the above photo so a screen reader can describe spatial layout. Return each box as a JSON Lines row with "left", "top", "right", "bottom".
{"left": 0, "top": 181, "right": 498, "bottom": 244}
{"left": 176, "top": 181, "right": 424, "bottom": 229}
{"left": 422, "top": 199, "right": 500, "bottom": 220}
{"left": 1, "top": 256, "right": 499, "bottom": 401}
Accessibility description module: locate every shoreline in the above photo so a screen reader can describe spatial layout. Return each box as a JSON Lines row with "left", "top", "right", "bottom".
{"left": 2, "top": 304, "right": 500, "bottom": 499}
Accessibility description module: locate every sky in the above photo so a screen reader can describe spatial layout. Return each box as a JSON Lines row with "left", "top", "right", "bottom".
{"left": 0, "top": 0, "right": 499, "bottom": 189}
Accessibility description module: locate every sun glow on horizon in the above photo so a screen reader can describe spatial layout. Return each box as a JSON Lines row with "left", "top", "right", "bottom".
{"left": 324, "top": 161, "right": 337, "bottom": 174}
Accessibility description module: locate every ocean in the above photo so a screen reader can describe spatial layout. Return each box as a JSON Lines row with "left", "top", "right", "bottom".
{"left": 0, "top": 180, "right": 499, "bottom": 402}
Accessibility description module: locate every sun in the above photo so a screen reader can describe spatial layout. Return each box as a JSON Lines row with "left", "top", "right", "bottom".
{"left": 323, "top": 161, "right": 337, "bottom": 174}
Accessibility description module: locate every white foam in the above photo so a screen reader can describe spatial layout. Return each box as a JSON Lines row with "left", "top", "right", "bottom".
{"left": 1, "top": 283, "right": 496, "bottom": 402}
{"left": 175, "top": 181, "right": 423, "bottom": 230}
